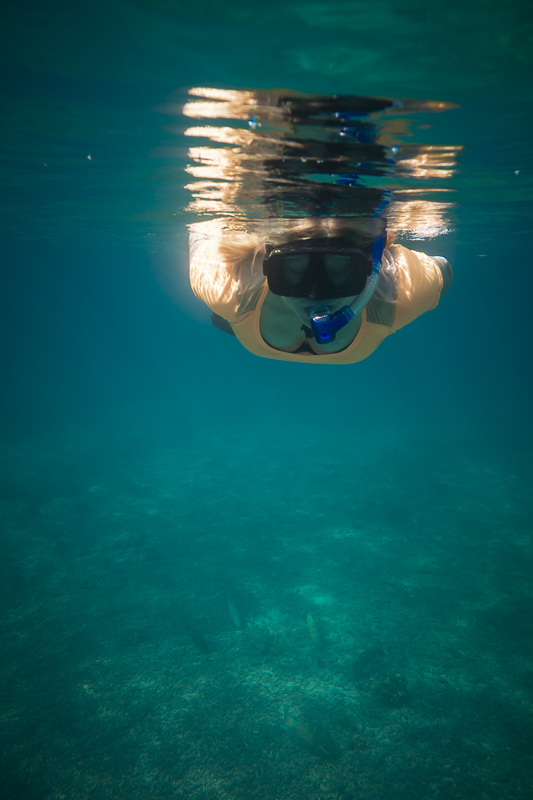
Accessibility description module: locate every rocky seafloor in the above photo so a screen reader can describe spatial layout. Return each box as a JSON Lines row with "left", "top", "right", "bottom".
{"left": 1, "top": 425, "right": 532, "bottom": 800}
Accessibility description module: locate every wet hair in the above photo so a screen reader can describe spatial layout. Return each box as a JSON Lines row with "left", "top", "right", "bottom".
{"left": 218, "top": 218, "right": 392, "bottom": 279}
{"left": 195, "top": 218, "right": 394, "bottom": 316}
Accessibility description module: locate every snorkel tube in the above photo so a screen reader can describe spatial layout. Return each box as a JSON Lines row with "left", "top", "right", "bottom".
{"left": 310, "top": 230, "right": 386, "bottom": 344}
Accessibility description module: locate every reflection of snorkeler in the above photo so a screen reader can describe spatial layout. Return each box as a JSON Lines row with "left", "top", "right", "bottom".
{"left": 189, "top": 217, "right": 452, "bottom": 364}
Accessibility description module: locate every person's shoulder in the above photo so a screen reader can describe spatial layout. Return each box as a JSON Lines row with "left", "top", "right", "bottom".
{"left": 380, "top": 244, "right": 446, "bottom": 330}
{"left": 389, "top": 244, "right": 443, "bottom": 284}
{"left": 366, "top": 248, "right": 398, "bottom": 327}
{"left": 388, "top": 242, "right": 423, "bottom": 264}
{"left": 392, "top": 245, "right": 452, "bottom": 295}
{"left": 430, "top": 256, "right": 453, "bottom": 295}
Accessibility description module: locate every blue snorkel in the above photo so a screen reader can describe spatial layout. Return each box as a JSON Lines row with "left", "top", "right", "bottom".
{"left": 309, "top": 306, "right": 356, "bottom": 344}
{"left": 310, "top": 230, "right": 386, "bottom": 344}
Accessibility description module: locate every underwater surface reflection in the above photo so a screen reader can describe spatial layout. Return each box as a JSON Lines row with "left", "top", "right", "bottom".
{"left": 177, "top": 87, "right": 462, "bottom": 239}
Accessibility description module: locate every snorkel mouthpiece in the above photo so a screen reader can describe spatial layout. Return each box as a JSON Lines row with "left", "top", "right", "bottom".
{"left": 309, "top": 226, "right": 387, "bottom": 344}
{"left": 310, "top": 306, "right": 355, "bottom": 344}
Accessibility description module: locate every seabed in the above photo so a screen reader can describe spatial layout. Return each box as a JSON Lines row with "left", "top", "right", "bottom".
{"left": 1, "top": 426, "right": 532, "bottom": 799}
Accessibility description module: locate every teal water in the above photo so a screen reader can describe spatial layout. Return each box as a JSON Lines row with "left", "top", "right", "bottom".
{"left": 1, "top": 1, "right": 532, "bottom": 799}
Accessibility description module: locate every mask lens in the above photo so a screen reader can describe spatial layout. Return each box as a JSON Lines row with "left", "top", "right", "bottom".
{"left": 264, "top": 239, "right": 374, "bottom": 298}
{"left": 324, "top": 253, "right": 357, "bottom": 287}
{"left": 283, "top": 254, "right": 311, "bottom": 286}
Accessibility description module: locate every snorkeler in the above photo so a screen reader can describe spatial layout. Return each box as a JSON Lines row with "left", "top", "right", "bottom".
{"left": 189, "top": 217, "right": 452, "bottom": 365}
{"left": 183, "top": 87, "right": 457, "bottom": 363}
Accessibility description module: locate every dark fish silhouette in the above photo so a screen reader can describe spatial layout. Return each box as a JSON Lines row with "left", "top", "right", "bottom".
{"left": 282, "top": 710, "right": 339, "bottom": 759}
{"left": 180, "top": 619, "right": 210, "bottom": 654}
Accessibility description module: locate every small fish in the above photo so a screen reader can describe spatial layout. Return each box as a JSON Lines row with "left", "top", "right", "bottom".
{"left": 227, "top": 598, "right": 243, "bottom": 630}
{"left": 282, "top": 710, "right": 339, "bottom": 759}
{"left": 306, "top": 610, "right": 321, "bottom": 648}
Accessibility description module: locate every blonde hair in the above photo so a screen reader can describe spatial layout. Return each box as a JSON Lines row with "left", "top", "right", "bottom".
{"left": 217, "top": 217, "right": 394, "bottom": 281}
{"left": 190, "top": 216, "right": 395, "bottom": 316}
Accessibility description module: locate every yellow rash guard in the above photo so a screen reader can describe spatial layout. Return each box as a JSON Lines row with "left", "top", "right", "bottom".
{"left": 189, "top": 235, "right": 444, "bottom": 365}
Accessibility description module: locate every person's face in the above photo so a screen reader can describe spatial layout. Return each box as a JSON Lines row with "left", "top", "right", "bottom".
{"left": 278, "top": 249, "right": 360, "bottom": 323}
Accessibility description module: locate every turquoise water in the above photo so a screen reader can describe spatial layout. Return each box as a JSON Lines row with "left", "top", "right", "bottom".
{"left": 1, "top": 1, "right": 532, "bottom": 798}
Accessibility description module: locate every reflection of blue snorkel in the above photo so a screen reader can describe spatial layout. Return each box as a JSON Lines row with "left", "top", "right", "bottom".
{"left": 310, "top": 231, "right": 386, "bottom": 344}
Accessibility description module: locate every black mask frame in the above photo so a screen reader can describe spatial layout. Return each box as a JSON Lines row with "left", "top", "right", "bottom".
{"left": 263, "top": 236, "right": 373, "bottom": 300}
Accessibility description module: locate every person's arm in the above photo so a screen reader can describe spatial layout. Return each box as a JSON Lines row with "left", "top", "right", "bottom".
{"left": 392, "top": 245, "right": 450, "bottom": 330}
{"left": 431, "top": 256, "right": 453, "bottom": 296}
